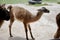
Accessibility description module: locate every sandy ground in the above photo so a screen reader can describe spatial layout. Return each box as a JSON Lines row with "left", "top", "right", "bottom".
{"left": 0, "top": 3, "right": 60, "bottom": 40}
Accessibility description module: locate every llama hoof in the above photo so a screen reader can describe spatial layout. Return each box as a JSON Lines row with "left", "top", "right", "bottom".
{"left": 27, "top": 39, "right": 29, "bottom": 40}
{"left": 26, "top": 38, "right": 29, "bottom": 40}
{"left": 10, "top": 35, "right": 13, "bottom": 37}
{"left": 32, "top": 38, "right": 35, "bottom": 40}
{"left": 0, "top": 26, "right": 2, "bottom": 28}
{"left": 54, "top": 34, "right": 59, "bottom": 39}
{"left": 11, "top": 36, "right": 13, "bottom": 37}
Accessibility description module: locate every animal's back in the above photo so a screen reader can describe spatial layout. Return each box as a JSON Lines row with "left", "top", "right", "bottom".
{"left": 11, "top": 6, "right": 33, "bottom": 22}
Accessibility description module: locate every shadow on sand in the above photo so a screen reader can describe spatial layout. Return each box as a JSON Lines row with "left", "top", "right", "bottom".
{"left": 50, "top": 38, "right": 60, "bottom": 40}
{"left": 8, "top": 36, "right": 32, "bottom": 40}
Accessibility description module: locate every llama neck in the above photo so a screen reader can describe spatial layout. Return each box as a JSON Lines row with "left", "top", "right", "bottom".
{"left": 29, "top": 11, "right": 43, "bottom": 23}
{"left": 34, "top": 11, "right": 43, "bottom": 21}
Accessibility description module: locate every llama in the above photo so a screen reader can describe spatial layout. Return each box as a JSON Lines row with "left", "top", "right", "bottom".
{"left": 7, "top": 5, "right": 50, "bottom": 40}
{"left": 54, "top": 13, "right": 60, "bottom": 38}
{"left": 0, "top": 4, "right": 10, "bottom": 28}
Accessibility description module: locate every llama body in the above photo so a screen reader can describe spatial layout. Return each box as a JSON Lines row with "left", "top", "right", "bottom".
{"left": 9, "top": 6, "right": 43, "bottom": 23}
{"left": 10, "top": 6, "right": 34, "bottom": 22}
{"left": 8, "top": 6, "right": 49, "bottom": 40}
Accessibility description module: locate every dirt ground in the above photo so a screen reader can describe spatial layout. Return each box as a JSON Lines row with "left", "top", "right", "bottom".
{"left": 0, "top": 3, "right": 60, "bottom": 40}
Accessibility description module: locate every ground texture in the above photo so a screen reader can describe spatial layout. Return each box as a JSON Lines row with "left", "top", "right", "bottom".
{"left": 0, "top": 3, "right": 60, "bottom": 40}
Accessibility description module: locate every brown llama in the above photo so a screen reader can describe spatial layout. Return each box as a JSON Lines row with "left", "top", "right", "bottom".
{"left": 54, "top": 13, "right": 60, "bottom": 38}
{"left": 7, "top": 5, "right": 50, "bottom": 40}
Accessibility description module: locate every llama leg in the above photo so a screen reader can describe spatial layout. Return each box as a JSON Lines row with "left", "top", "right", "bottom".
{"left": 54, "top": 28, "right": 60, "bottom": 38}
{"left": 28, "top": 24, "right": 35, "bottom": 40}
{"left": 23, "top": 23, "right": 29, "bottom": 40}
{"left": 0, "top": 20, "right": 4, "bottom": 28}
{"left": 9, "top": 19, "right": 14, "bottom": 37}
